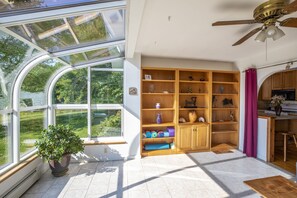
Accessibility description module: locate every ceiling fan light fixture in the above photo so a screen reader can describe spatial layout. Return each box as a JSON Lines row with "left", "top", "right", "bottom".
{"left": 255, "top": 29, "right": 266, "bottom": 42}
{"left": 272, "top": 26, "right": 285, "bottom": 41}
{"left": 265, "top": 25, "right": 277, "bottom": 37}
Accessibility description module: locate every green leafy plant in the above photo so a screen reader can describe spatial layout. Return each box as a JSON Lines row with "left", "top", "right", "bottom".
{"left": 35, "top": 125, "right": 84, "bottom": 161}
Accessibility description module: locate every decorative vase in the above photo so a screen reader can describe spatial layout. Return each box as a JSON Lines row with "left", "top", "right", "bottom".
{"left": 275, "top": 105, "right": 282, "bottom": 116}
{"left": 188, "top": 110, "right": 197, "bottom": 123}
{"left": 156, "top": 113, "right": 162, "bottom": 124}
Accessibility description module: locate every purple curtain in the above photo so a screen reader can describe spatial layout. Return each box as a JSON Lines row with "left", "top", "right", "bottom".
{"left": 243, "top": 68, "right": 258, "bottom": 157}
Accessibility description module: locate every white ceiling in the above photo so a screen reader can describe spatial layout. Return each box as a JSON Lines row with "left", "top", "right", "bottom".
{"left": 127, "top": 0, "right": 297, "bottom": 63}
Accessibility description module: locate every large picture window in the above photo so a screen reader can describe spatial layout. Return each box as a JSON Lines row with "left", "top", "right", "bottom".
{"left": 53, "top": 60, "right": 124, "bottom": 139}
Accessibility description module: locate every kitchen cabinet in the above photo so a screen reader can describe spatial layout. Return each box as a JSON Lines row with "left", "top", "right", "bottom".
{"left": 271, "top": 71, "right": 296, "bottom": 90}
{"left": 282, "top": 71, "right": 296, "bottom": 89}
{"left": 177, "top": 124, "right": 209, "bottom": 151}
{"left": 272, "top": 73, "right": 283, "bottom": 90}
{"left": 262, "top": 76, "right": 272, "bottom": 100}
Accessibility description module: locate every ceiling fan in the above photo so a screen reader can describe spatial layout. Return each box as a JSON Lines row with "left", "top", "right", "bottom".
{"left": 212, "top": 0, "right": 297, "bottom": 46}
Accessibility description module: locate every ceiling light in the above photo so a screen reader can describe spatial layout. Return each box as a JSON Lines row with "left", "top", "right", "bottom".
{"left": 265, "top": 26, "right": 277, "bottom": 38}
{"left": 272, "top": 26, "right": 285, "bottom": 41}
{"left": 255, "top": 29, "right": 266, "bottom": 42}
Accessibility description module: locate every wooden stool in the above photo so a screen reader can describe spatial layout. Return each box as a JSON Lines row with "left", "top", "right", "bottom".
{"left": 281, "top": 132, "right": 297, "bottom": 162}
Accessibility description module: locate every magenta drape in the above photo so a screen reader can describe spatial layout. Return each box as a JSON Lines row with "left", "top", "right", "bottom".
{"left": 243, "top": 68, "right": 258, "bottom": 157}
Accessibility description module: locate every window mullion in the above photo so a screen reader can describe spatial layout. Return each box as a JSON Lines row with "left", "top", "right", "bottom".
{"left": 87, "top": 66, "right": 91, "bottom": 140}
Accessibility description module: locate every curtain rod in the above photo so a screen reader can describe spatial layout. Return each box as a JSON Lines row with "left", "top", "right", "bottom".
{"left": 242, "top": 59, "right": 297, "bottom": 73}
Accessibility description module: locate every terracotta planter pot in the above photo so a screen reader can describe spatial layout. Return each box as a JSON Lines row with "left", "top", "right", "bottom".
{"left": 188, "top": 111, "right": 197, "bottom": 123}
{"left": 49, "top": 154, "right": 71, "bottom": 177}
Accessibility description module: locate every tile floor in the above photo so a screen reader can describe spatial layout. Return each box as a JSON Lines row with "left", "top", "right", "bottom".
{"left": 22, "top": 150, "right": 295, "bottom": 198}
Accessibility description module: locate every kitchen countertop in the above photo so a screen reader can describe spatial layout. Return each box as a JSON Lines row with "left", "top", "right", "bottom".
{"left": 258, "top": 110, "right": 297, "bottom": 120}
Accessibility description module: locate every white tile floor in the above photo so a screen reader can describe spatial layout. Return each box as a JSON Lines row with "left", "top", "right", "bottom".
{"left": 22, "top": 150, "right": 295, "bottom": 198}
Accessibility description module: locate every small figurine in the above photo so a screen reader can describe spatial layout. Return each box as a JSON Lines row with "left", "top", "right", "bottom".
{"left": 187, "top": 87, "right": 193, "bottom": 93}
{"left": 223, "top": 98, "right": 233, "bottom": 106}
{"left": 185, "top": 97, "right": 197, "bottom": 108}
{"left": 230, "top": 111, "right": 234, "bottom": 121}
{"left": 179, "top": 117, "right": 186, "bottom": 123}
{"left": 219, "top": 86, "right": 224, "bottom": 94}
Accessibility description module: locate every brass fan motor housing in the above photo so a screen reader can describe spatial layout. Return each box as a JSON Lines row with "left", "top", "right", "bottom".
{"left": 253, "top": 0, "right": 286, "bottom": 24}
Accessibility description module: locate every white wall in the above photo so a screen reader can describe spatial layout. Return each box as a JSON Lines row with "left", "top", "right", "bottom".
{"left": 142, "top": 56, "right": 236, "bottom": 70}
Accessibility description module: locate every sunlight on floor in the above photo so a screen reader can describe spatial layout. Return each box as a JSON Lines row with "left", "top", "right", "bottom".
{"left": 22, "top": 150, "right": 294, "bottom": 198}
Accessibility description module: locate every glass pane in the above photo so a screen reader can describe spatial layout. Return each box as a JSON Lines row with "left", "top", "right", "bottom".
{"left": 91, "top": 109, "right": 121, "bottom": 137}
{"left": 92, "top": 59, "right": 123, "bottom": 69}
{"left": 0, "top": 0, "right": 103, "bottom": 13}
{"left": 20, "top": 109, "right": 46, "bottom": 156}
{"left": 53, "top": 68, "right": 88, "bottom": 104}
{"left": 91, "top": 71, "right": 123, "bottom": 104}
{"left": 60, "top": 44, "right": 124, "bottom": 66}
{"left": 0, "top": 113, "right": 12, "bottom": 169}
{"left": 20, "top": 59, "right": 63, "bottom": 107}
{"left": 0, "top": 30, "right": 38, "bottom": 110}
{"left": 67, "top": 9, "right": 125, "bottom": 43}
{"left": 55, "top": 109, "right": 88, "bottom": 138}
{"left": 26, "top": 19, "right": 76, "bottom": 52}
{"left": 67, "top": 13, "right": 108, "bottom": 43}
{"left": 8, "top": 9, "right": 125, "bottom": 53}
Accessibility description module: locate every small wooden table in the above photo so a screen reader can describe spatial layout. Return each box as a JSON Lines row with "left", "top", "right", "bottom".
{"left": 244, "top": 175, "right": 297, "bottom": 198}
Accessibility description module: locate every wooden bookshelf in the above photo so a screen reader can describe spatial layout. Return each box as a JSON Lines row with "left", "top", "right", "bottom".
{"left": 140, "top": 68, "right": 240, "bottom": 157}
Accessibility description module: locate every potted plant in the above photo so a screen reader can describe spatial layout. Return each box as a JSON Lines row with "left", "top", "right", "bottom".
{"left": 271, "top": 95, "right": 285, "bottom": 116}
{"left": 35, "top": 125, "right": 84, "bottom": 177}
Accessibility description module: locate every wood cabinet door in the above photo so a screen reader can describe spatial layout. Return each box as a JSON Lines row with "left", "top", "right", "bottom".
{"left": 192, "top": 125, "right": 209, "bottom": 150}
{"left": 282, "top": 71, "right": 296, "bottom": 89}
{"left": 178, "top": 125, "right": 192, "bottom": 150}
{"left": 262, "top": 76, "right": 272, "bottom": 100}
{"left": 272, "top": 73, "right": 283, "bottom": 90}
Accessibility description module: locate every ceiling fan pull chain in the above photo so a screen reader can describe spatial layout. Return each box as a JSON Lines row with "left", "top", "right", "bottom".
{"left": 266, "top": 39, "right": 268, "bottom": 61}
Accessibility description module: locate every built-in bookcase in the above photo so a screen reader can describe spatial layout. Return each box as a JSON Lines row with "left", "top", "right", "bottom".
{"left": 140, "top": 68, "right": 240, "bottom": 157}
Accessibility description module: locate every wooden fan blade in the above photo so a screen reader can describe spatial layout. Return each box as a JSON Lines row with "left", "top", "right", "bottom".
{"left": 232, "top": 27, "right": 262, "bottom": 46}
{"left": 212, "top": 20, "right": 257, "bottom": 26}
{"left": 280, "top": 17, "right": 297, "bottom": 28}
{"left": 283, "top": 0, "right": 297, "bottom": 14}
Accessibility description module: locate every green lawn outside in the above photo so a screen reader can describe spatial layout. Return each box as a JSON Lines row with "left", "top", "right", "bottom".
{"left": 0, "top": 109, "right": 121, "bottom": 166}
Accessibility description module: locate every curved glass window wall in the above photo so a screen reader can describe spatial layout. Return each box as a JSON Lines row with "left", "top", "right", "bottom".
{"left": 0, "top": 0, "right": 125, "bottom": 174}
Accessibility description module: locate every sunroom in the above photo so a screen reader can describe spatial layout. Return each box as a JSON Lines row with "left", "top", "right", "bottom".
{"left": 1, "top": 0, "right": 297, "bottom": 198}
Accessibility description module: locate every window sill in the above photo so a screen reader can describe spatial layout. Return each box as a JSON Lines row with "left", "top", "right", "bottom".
{"left": 83, "top": 137, "right": 127, "bottom": 145}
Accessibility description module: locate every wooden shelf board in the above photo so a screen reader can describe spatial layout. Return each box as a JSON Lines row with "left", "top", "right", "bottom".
{"left": 179, "top": 122, "right": 209, "bottom": 126}
{"left": 212, "top": 107, "right": 237, "bottom": 110}
{"left": 142, "top": 122, "right": 175, "bottom": 127}
{"left": 179, "top": 93, "right": 208, "bottom": 95}
{"left": 212, "top": 121, "right": 238, "bottom": 125}
{"left": 141, "top": 149, "right": 175, "bottom": 156}
{"left": 211, "top": 143, "right": 237, "bottom": 149}
{"left": 142, "top": 79, "right": 175, "bottom": 83}
{"left": 212, "top": 93, "right": 238, "bottom": 96}
{"left": 179, "top": 80, "right": 209, "bottom": 83}
{"left": 142, "top": 137, "right": 175, "bottom": 141}
{"left": 212, "top": 81, "right": 238, "bottom": 84}
{"left": 179, "top": 107, "right": 207, "bottom": 110}
{"left": 212, "top": 131, "right": 237, "bottom": 134}
{"left": 142, "top": 93, "right": 175, "bottom": 95}
{"left": 142, "top": 108, "right": 175, "bottom": 111}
